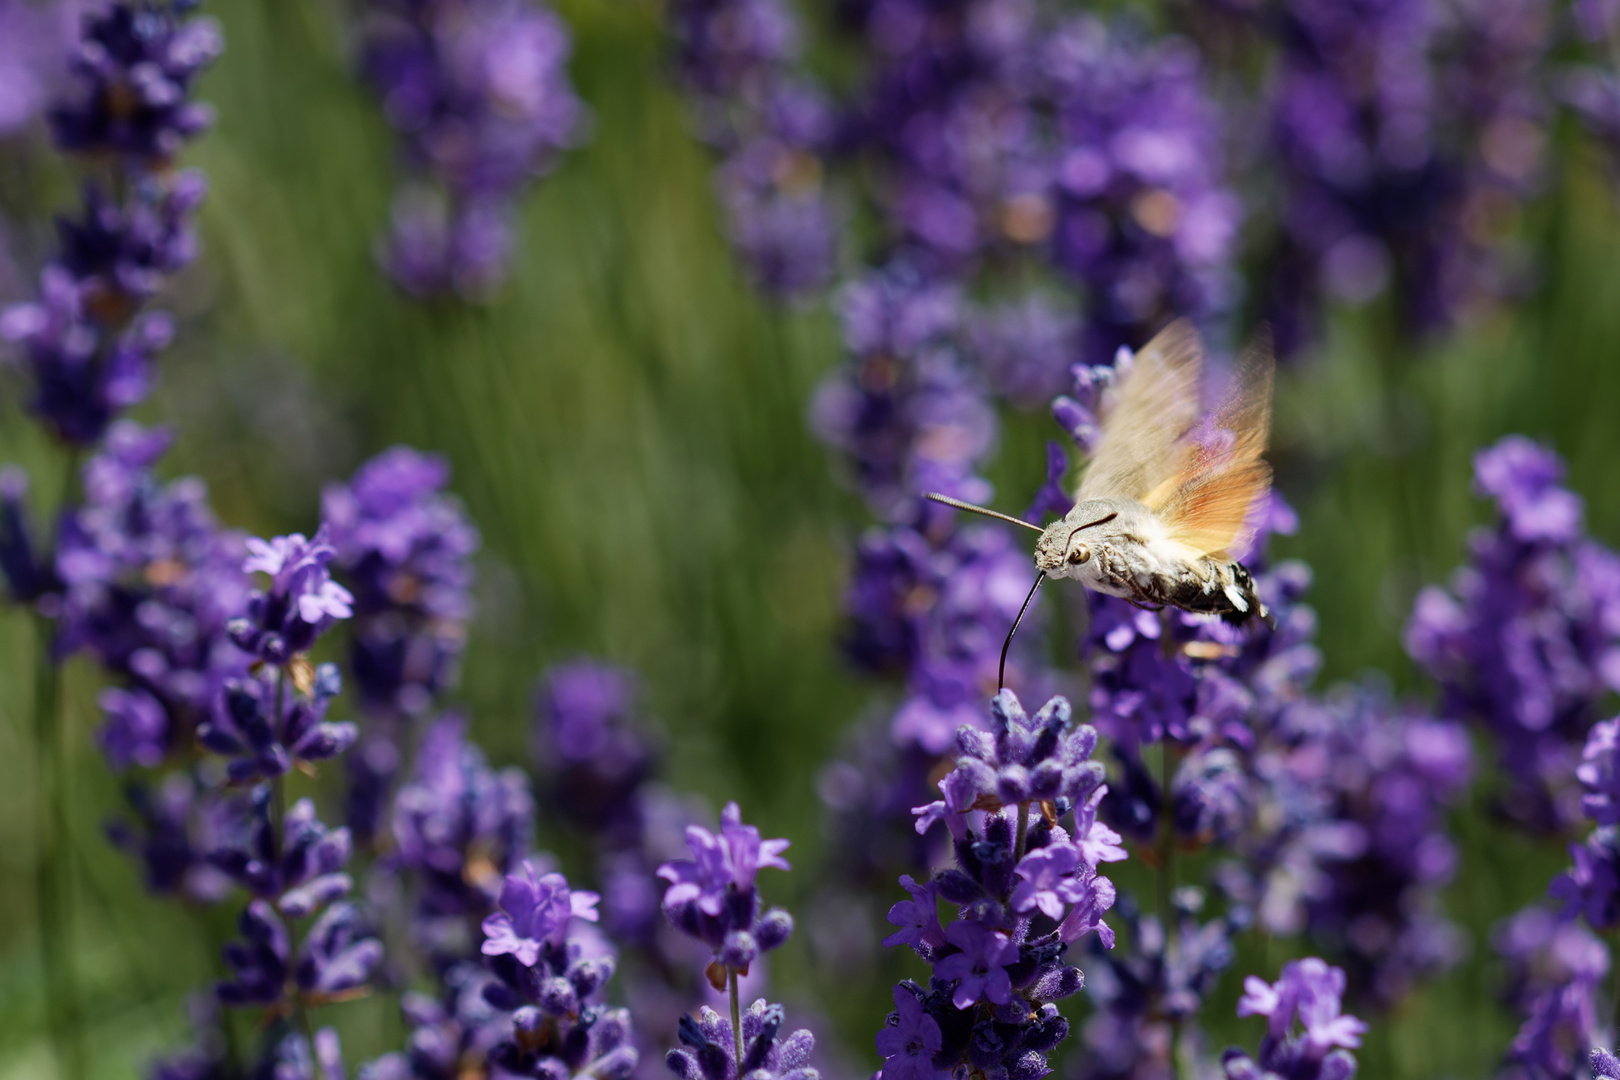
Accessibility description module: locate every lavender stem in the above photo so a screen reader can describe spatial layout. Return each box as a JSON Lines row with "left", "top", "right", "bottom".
{"left": 729, "top": 965, "right": 743, "bottom": 1072}
{"left": 34, "top": 608, "right": 84, "bottom": 1080}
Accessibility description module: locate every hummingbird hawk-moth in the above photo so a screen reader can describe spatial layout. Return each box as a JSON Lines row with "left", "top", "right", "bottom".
{"left": 928, "top": 319, "right": 1276, "bottom": 688}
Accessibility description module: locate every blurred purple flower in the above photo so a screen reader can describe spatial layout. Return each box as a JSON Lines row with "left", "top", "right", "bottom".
{"left": 668, "top": 0, "right": 838, "bottom": 298}
{"left": 1406, "top": 436, "right": 1620, "bottom": 832}
{"left": 362, "top": 0, "right": 587, "bottom": 299}
{"left": 1043, "top": 17, "right": 1241, "bottom": 363}
{"left": 49, "top": 0, "right": 221, "bottom": 165}
{"left": 325, "top": 446, "right": 478, "bottom": 719}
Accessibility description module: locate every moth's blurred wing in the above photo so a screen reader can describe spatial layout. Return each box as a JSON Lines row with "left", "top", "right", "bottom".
{"left": 1076, "top": 320, "right": 1205, "bottom": 504}
{"left": 1148, "top": 329, "right": 1274, "bottom": 560}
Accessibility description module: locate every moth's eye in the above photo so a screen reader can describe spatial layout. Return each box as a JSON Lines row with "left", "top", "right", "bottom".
{"left": 1068, "top": 544, "right": 1091, "bottom": 565}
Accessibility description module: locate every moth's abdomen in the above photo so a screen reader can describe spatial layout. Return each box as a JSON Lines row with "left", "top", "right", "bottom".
{"left": 1166, "top": 560, "right": 1269, "bottom": 625}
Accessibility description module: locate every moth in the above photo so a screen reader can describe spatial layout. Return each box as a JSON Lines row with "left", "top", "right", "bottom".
{"left": 928, "top": 319, "right": 1276, "bottom": 688}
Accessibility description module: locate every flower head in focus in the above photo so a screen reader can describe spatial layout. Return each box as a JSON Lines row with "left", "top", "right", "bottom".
{"left": 229, "top": 526, "right": 355, "bottom": 667}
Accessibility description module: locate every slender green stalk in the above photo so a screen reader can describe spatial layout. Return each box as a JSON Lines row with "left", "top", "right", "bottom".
{"left": 34, "top": 611, "right": 85, "bottom": 1080}
{"left": 1157, "top": 742, "right": 1175, "bottom": 928}
{"left": 269, "top": 669, "right": 317, "bottom": 1047}
{"left": 1612, "top": 927, "right": 1620, "bottom": 1036}
{"left": 1158, "top": 741, "right": 1181, "bottom": 1080}
{"left": 35, "top": 449, "right": 84, "bottom": 1080}
{"left": 1013, "top": 802, "right": 1030, "bottom": 863}
{"left": 729, "top": 966, "right": 743, "bottom": 1070}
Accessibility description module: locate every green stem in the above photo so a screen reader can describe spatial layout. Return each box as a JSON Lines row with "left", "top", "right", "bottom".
{"left": 1612, "top": 926, "right": 1620, "bottom": 1037}
{"left": 1158, "top": 742, "right": 1180, "bottom": 1080}
{"left": 1157, "top": 743, "right": 1175, "bottom": 928}
{"left": 34, "top": 612, "right": 84, "bottom": 1080}
{"left": 1013, "top": 803, "right": 1030, "bottom": 863}
{"left": 36, "top": 447, "right": 84, "bottom": 1080}
{"left": 729, "top": 966, "right": 743, "bottom": 1073}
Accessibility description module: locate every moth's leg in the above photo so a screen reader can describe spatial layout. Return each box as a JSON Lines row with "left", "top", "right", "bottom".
{"left": 1095, "top": 548, "right": 1172, "bottom": 611}
{"left": 1095, "top": 547, "right": 1137, "bottom": 592}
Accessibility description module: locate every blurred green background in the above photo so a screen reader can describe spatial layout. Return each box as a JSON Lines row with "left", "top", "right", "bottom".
{"left": 3, "top": 0, "right": 1620, "bottom": 1076}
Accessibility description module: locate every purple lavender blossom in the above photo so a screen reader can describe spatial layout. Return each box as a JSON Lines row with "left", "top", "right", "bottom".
{"left": 361, "top": 0, "right": 587, "bottom": 299}
{"left": 56, "top": 422, "right": 251, "bottom": 766}
{"left": 884, "top": 874, "right": 947, "bottom": 951}
{"left": 873, "top": 987, "right": 941, "bottom": 1080}
{"left": 967, "top": 300, "right": 1081, "bottom": 410}
{"left": 1550, "top": 828, "right": 1620, "bottom": 930}
{"left": 534, "top": 661, "right": 658, "bottom": 844}
{"left": 324, "top": 446, "right": 478, "bottom": 719}
{"left": 478, "top": 866, "right": 639, "bottom": 1080}
{"left": 666, "top": 999, "right": 819, "bottom": 1080}
{"left": 844, "top": 0, "right": 1049, "bottom": 271}
{"left": 210, "top": 793, "right": 353, "bottom": 900}
{"left": 2, "top": 227, "right": 186, "bottom": 446}
{"left": 359, "top": 965, "right": 513, "bottom": 1080}
{"left": 935, "top": 920, "right": 1018, "bottom": 1008}
{"left": 1494, "top": 905, "right": 1610, "bottom": 1079}
{"left": 1043, "top": 16, "right": 1241, "bottom": 363}
{"left": 667, "top": 0, "right": 838, "bottom": 298}
{"left": 658, "top": 801, "right": 794, "bottom": 963}
{"left": 481, "top": 860, "right": 601, "bottom": 967}
{"left": 851, "top": 522, "right": 1049, "bottom": 753}
{"left": 1406, "top": 436, "right": 1620, "bottom": 831}
{"left": 1256, "top": 0, "right": 1553, "bottom": 349}
{"left": 0, "top": 467, "right": 58, "bottom": 605}
{"left": 1223, "top": 958, "right": 1364, "bottom": 1080}
{"left": 884, "top": 691, "right": 1114, "bottom": 1080}
{"left": 1580, "top": 718, "right": 1620, "bottom": 825}
{"left": 204, "top": 778, "right": 383, "bottom": 1021}
{"left": 389, "top": 715, "right": 535, "bottom": 963}
{"left": 1073, "top": 893, "right": 1243, "bottom": 1079}
{"left": 199, "top": 663, "right": 357, "bottom": 783}
{"left": 809, "top": 265, "right": 994, "bottom": 518}
{"left": 0, "top": 0, "right": 217, "bottom": 445}
{"left": 48, "top": 0, "right": 221, "bottom": 164}
{"left": 229, "top": 527, "right": 355, "bottom": 666}
{"left": 1595, "top": 1049, "right": 1620, "bottom": 1079}
{"left": 105, "top": 772, "right": 238, "bottom": 902}
{"left": 1010, "top": 842, "right": 1087, "bottom": 920}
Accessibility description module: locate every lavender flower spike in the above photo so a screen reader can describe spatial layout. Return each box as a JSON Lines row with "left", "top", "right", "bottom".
{"left": 1580, "top": 717, "right": 1620, "bottom": 825}
{"left": 50, "top": 0, "right": 221, "bottom": 165}
{"left": 658, "top": 802, "right": 793, "bottom": 960}
{"left": 479, "top": 864, "right": 637, "bottom": 1080}
{"left": 658, "top": 802, "right": 795, "bottom": 1008}
{"left": 665, "top": 999, "right": 819, "bottom": 1080}
{"left": 481, "top": 860, "right": 600, "bottom": 967}
{"left": 1224, "top": 958, "right": 1365, "bottom": 1080}
{"left": 881, "top": 692, "right": 1113, "bottom": 1080}
{"left": 229, "top": 527, "right": 355, "bottom": 668}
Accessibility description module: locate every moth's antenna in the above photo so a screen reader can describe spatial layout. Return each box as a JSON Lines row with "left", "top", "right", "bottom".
{"left": 925, "top": 492, "right": 1044, "bottom": 534}
{"left": 999, "top": 571, "right": 1045, "bottom": 691}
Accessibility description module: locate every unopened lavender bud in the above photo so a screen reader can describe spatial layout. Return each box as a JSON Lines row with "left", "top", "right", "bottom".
{"left": 666, "top": 1050, "right": 700, "bottom": 1080}
{"left": 1320, "top": 1054, "right": 1357, "bottom": 1080}
{"left": 295, "top": 721, "right": 359, "bottom": 761}
{"left": 279, "top": 873, "right": 353, "bottom": 919}
{"left": 539, "top": 976, "right": 578, "bottom": 1017}
{"left": 513, "top": 1006, "right": 546, "bottom": 1050}
{"left": 719, "top": 930, "right": 758, "bottom": 969}
{"left": 592, "top": 1046, "right": 639, "bottom": 1080}
{"left": 568, "top": 957, "right": 615, "bottom": 999}
{"left": 756, "top": 908, "right": 793, "bottom": 951}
